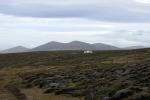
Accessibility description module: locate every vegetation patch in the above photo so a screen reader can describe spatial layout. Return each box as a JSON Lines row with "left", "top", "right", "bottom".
{"left": 0, "top": 49, "right": 150, "bottom": 100}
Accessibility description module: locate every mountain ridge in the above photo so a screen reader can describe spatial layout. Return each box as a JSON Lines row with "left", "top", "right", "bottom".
{"left": 31, "top": 41, "right": 120, "bottom": 51}
{"left": 0, "top": 41, "right": 149, "bottom": 53}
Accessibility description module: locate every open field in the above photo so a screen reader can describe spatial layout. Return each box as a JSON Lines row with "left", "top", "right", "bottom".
{"left": 0, "top": 49, "right": 150, "bottom": 100}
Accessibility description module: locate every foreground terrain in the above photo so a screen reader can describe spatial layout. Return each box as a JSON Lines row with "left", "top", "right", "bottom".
{"left": 0, "top": 49, "right": 150, "bottom": 100}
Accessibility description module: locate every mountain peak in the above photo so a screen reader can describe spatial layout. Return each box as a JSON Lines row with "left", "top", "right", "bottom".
{"left": 14, "top": 46, "right": 28, "bottom": 49}
{"left": 49, "top": 41, "right": 61, "bottom": 43}
{"left": 0, "top": 46, "right": 29, "bottom": 54}
{"left": 69, "top": 41, "right": 89, "bottom": 44}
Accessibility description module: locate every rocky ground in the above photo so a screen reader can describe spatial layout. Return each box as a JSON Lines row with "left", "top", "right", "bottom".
{"left": 0, "top": 49, "right": 150, "bottom": 100}
{"left": 20, "top": 62, "right": 150, "bottom": 100}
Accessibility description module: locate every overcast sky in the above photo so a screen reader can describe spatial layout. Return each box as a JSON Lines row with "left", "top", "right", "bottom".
{"left": 0, "top": 0, "right": 150, "bottom": 49}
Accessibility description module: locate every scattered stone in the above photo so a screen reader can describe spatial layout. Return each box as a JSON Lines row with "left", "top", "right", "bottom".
{"left": 112, "top": 88, "right": 134, "bottom": 99}
{"left": 112, "top": 68, "right": 130, "bottom": 76}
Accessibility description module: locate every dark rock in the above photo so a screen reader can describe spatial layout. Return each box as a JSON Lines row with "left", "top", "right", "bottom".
{"left": 55, "top": 88, "right": 76, "bottom": 95}
{"left": 112, "top": 68, "right": 130, "bottom": 77}
{"left": 129, "top": 92, "right": 150, "bottom": 100}
{"left": 85, "top": 91, "right": 109, "bottom": 100}
{"left": 44, "top": 88, "right": 56, "bottom": 93}
{"left": 112, "top": 88, "right": 134, "bottom": 99}
{"left": 47, "top": 83, "right": 66, "bottom": 89}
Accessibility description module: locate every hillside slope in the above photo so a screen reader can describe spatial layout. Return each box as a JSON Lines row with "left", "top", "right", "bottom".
{"left": 0, "top": 46, "right": 29, "bottom": 54}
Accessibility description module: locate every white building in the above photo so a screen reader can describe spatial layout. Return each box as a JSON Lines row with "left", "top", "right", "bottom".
{"left": 84, "top": 50, "right": 93, "bottom": 54}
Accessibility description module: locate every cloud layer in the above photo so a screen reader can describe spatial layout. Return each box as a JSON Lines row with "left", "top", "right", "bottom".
{"left": 0, "top": 0, "right": 150, "bottom": 49}
{"left": 1, "top": 0, "right": 150, "bottom": 22}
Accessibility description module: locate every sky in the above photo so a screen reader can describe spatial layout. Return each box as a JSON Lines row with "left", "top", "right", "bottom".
{"left": 0, "top": 0, "right": 150, "bottom": 50}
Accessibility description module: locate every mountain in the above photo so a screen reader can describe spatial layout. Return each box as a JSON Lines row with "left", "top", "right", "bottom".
{"left": 31, "top": 41, "right": 66, "bottom": 51}
{"left": 123, "top": 46, "right": 147, "bottom": 50}
{"left": 31, "top": 41, "right": 120, "bottom": 51}
{"left": 0, "top": 46, "right": 30, "bottom": 54}
{"left": 62, "top": 41, "right": 97, "bottom": 50}
{"left": 93, "top": 43, "right": 120, "bottom": 50}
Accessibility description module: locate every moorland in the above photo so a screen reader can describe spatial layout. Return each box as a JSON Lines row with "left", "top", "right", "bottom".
{"left": 0, "top": 49, "right": 150, "bottom": 100}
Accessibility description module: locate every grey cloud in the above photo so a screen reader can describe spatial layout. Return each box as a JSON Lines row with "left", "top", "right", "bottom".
{"left": 1, "top": 0, "right": 150, "bottom": 22}
{"left": 93, "top": 30, "right": 150, "bottom": 47}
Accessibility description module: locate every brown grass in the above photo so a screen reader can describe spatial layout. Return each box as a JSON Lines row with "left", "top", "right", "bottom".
{"left": 22, "top": 87, "right": 84, "bottom": 100}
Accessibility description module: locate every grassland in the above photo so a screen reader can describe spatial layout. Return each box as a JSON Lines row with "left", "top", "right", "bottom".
{"left": 0, "top": 49, "right": 150, "bottom": 100}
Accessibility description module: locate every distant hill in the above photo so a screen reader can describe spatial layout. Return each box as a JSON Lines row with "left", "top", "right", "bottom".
{"left": 1, "top": 41, "right": 148, "bottom": 54}
{"left": 93, "top": 43, "right": 120, "bottom": 50}
{"left": 31, "top": 41, "right": 120, "bottom": 51}
{"left": 0, "top": 46, "right": 30, "bottom": 54}
{"left": 123, "top": 46, "right": 147, "bottom": 50}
